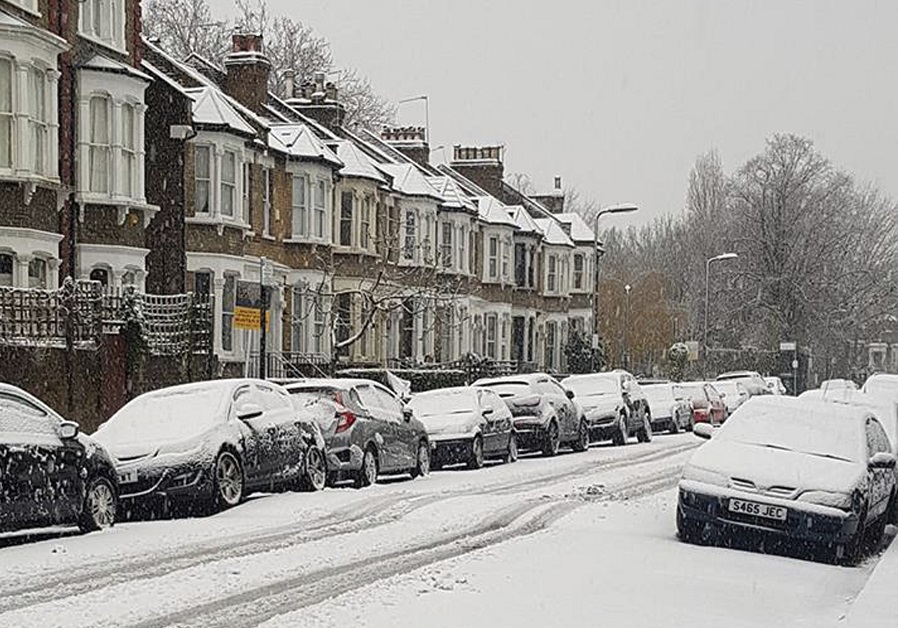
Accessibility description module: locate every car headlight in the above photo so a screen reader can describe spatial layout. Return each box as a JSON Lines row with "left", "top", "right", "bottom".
{"left": 681, "top": 465, "right": 729, "bottom": 488}
{"left": 796, "top": 490, "right": 852, "bottom": 511}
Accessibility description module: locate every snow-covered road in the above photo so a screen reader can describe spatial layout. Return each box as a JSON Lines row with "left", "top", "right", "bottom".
{"left": 0, "top": 434, "right": 885, "bottom": 627}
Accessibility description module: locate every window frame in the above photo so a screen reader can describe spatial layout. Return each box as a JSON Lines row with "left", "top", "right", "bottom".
{"left": 79, "top": 0, "right": 126, "bottom": 52}
{"left": 440, "top": 220, "right": 453, "bottom": 268}
{"left": 339, "top": 191, "right": 354, "bottom": 248}
{"left": 194, "top": 144, "right": 212, "bottom": 215}
{"left": 547, "top": 254, "right": 557, "bottom": 293}
{"left": 221, "top": 274, "right": 236, "bottom": 353}
{"left": 88, "top": 94, "right": 112, "bottom": 194}
{"left": 219, "top": 149, "right": 237, "bottom": 219}
{"left": 488, "top": 236, "right": 498, "bottom": 279}
{"left": 313, "top": 179, "right": 327, "bottom": 240}
{"left": 0, "top": 58, "right": 12, "bottom": 171}
{"left": 292, "top": 174, "right": 308, "bottom": 238}
{"left": 403, "top": 210, "right": 417, "bottom": 260}
{"left": 573, "top": 254, "right": 584, "bottom": 291}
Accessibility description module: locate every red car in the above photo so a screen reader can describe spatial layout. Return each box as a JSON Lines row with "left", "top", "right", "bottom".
{"left": 679, "top": 381, "right": 728, "bottom": 425}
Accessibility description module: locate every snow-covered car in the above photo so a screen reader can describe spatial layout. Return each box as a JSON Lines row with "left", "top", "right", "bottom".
{"left": 94, "top": 379, "right": 328, "bottom": 514}
{"left": 863, "top": 373, "right": 898, "bottom": 401}
{"left": 679, "top": 381, "right": 728, "bottom": 425}
{"left": 641, "top": 382, "right": 693, "bottom": 434}
{"left": 820, "top": 379, "right": 858, "bottom": 394}
{"left": 406, "top": 386, "right": 517, "bottom": 469}
{"left": 562, "top": 372, "right": 653, "bottom": 445}
{"left": 764, "top": 376, "right": 787, "bottom": 395}
{"left": 716, "top": 371, "right": 770, "bottom": 396}
{"left": 0, "top": 384, "right": 118, "bottom": 534}
{"left": 678, "top": 396, "right": 897, "bottom": 563}
{"left": 799, "top": 388, "right": 898, "bottom": 456}
{"left": 712, "top": 380, "right": 751, "bottom": 414}
{"left": 474, "top": 373, "right": 588, "bottom": 456}
{"left": 284, "top": 379, "right": 431, "bottom": 487}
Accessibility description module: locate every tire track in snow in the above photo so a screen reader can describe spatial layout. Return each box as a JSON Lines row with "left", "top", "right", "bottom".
{"left": 0, "top": 439, "right": 697, "bottom": 614}
{"left": 126, "top": 464, "right": 686, "bottom": 628}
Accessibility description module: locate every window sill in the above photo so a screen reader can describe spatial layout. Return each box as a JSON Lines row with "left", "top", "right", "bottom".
{"left": 78, "top": 195, "right": 160, "bottom": 227}
{"left": 186, "top": 215, "right": 252, "bottom": 235}
{"left": 0, "top": 172, "right": 60, "bottom": 204}
{"left": 9, "top": 2, "right": 41, "bottom": 18}
{"left": 284, "top": 237, "right": 330, "bottom": 246}
{"left": 334, "top": 246, "right": 376, "bottom": 256}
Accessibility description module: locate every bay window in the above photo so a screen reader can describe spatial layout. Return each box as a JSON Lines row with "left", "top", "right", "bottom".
{"left": 292, "top": 175, "right": 307, "bottom": 237}
{"left": 220, "top": 150, "right": 236, "bottom": 218}
{"left": 194, "top": 145, "right": 211, "bottom": 214}
{"left": 0, "top": 59, "right": 11, "bottom": 170}
{"left": 80, "top": 0, "right": 125, "bottom": 51}
{"left": 88, "top": 96, "right": 111, "bottom": 193}
{"left": 28, "top": 258, "right": 47, "bottom": 289}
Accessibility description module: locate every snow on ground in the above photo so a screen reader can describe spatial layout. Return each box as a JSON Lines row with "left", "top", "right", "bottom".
{"left": 0, "top": 433, "right": 884, "bottom": 628}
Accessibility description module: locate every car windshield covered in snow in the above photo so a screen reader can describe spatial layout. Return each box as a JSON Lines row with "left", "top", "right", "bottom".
{"left": 97, "top": 385, "right": 227, "bottom": 445}
{"left": 476, "top": 381, "right": 531, "bottom": 398}
{"left": 408, "top": 389, "right": 475, "bottom": 417}
{"left": 678, "top": 383, "right": 706, "bottom": 401}
{"left": 642, "top": 384, "right": 679, "bottom": 403}
{"left": 717, "top": 399, "right": 864, "bottom": 463}
{"left": 563, "top": 375, "right": 620, "bottom": 397}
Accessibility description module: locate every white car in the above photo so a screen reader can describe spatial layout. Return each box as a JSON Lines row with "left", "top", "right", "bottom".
{"left": 863, "top": 373, "right": 898, "bottom": 401}
{"left": 677, "top": 396, "right": 897, "bottom": 563}
{"left": 764, "top": 376, "right": 787, "bottom": 395}
{"left": 711, "top": 380, "right": 750, "bottom": 414}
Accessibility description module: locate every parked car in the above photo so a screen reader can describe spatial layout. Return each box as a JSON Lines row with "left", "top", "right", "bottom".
{"left": 473, "top": 373, "right": 588, "bottom": 456}
{"left": 679, "top": 381, "right": 728, "bottom": 425}
{"left": 713, "top": 380, "right": 751, "bottom": 415}
{"left": 0, "top": 384, "right": 118, "bottom": 534}
{"left": 678, "top": 397, "right": 897, "bottom": 564}
{"left": 863, "top": 373, "right": 898, "bottom": 401}
{"left": 716, "top": 371, "right": 770, "bottom": 396}
{"left": 820, "top": 379, "right": 858, "bottom": 394}
{"left": 94, "top": 379, "right": 328, "bottom": 514}
{"left": 764, "top": 376, "right": 787, "bottom": 395}
{"left": 406, "top": 386, "right": 517, "bottom": 469}
{"left": 641, "top": 382, "right": 693, "bottom": 434}
{"left": 284, "top": 378, "right": 430, "bottom": 487}
{"left": 562, "top": 372, "right": 653, "bottom": 444}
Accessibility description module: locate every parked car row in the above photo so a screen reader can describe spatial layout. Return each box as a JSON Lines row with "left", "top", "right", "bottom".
{"left": 678, "top": 371, "right": 898, "bottom": 564}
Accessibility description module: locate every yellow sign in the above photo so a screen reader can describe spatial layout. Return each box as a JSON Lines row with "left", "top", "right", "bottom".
{"left": 234, "top": 306, "right": 270, "bottom": 331}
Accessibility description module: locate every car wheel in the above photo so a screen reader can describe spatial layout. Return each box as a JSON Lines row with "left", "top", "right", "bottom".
{"left": 637, "top": 410, "right": 653, "bottom": 443}
{"left": 572, "top": 419, "right": 589, "bottom": 452}
{"left": 503, "top": 432, "right": 518, "bottom": 464}
{"left": 411, "top": 440, "right": 431, "bottom": 478}
{"left": 78, "top": 475, "right": 117, "bottom": 533}
{"left": 354, "top": 447, "right": 379, "bottom": 488}
{"left": 467, "top": 436, "right": 485, "bottom": 470}
{"left": 542, "top": 420, "right": 560, "bottom": 457}
{"left": 686, "top": 413, "right": 695, "bottom": 432}
{"left": 669, "top": 413, "right": 680, "bottom": 435}
{"left": 301, "top": 447, "right": 327, "bottom": 492}
{"left": 612, "top": 412, "right": 628, "bottom": 446}
{"left": 838, "top": 505, "right": 868, "bottom": 565}
{"left": 214, "top": 451, "right": 244, "bottom": 510}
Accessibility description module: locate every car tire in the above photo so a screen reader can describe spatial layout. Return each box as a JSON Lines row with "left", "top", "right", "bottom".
{"left": 542, "top": 420, "right": 560, "bottom": 457}
{"left": 669, "top": 413, "right": 680, "bottom": 435}
{"left": 301, "top": 446, "right": 327, "bottom": 492}
{"left": 78, "top": 475, "right": 117, "bottom": 533}
{"left": 686, "top": 413, "right": 695, "bottom": 432}
{"left": 571, "top": 419, "right": 589, "bottom": 452}
{"left": 503, "top": 432, "right": 518, "bottom": 464}
{"left": 637, "top": 410, "right": 653, "bottom": 443}
{"left": 838, "top": 504, "right": 868, "bottom": 565}
{"left": 612, "top": 412, "right": 628, "bottom": 446}
{"left": 354, "top": 447, "right": 379, "bottom": 489}
{"left": 467, "top": 436, "right": 485, "bottom": 470}
{"left": 411, "top": 440, "right": 431, "bottom": 478}
{"left": 213, "top": 450, "right": 245, "bottom": 511}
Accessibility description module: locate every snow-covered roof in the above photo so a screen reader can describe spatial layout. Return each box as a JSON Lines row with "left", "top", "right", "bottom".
{"left": 185, "top": 87, "right": 256, "bottom": 136}
{"left": 555, "top": 213, "right": 594, "bottom": 243}
{"left": 332, "top": 140, "right": 387, "bottom": 184}
{"left": 508, "top": 206, "right": 543, "bottom": 235}
{"left": 82, "top": 53, "right": 152, "bottom": 83}
{"left": 428, "top": 176, "right": 477, "bottom": 213}
{"left": 534, "top": 218, "right": 575, "bottom": 247}
{"left": 476, "top": 196, "right": 518, "bottom": 228}
{"left": 378, "top": 163, "right": 441, "bottom": 200}
{"left": 269, "top": 124, "right": 342, "bottom": 167}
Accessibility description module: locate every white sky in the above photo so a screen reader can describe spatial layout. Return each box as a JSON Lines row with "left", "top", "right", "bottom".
{"left": 208, "top": 0, "right": 898, "bottom": 225}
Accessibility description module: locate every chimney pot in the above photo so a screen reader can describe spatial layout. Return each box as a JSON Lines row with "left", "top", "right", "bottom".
{"left": 554, "top": 176, "right": 562, "bottom": 191}
{"left": 283, "top": 69, "right": 295, "bottom": 99}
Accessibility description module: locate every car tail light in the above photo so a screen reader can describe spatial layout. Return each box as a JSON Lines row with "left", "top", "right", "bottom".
{"left": 335, "top": 406, "right": 357, "bottom": 433}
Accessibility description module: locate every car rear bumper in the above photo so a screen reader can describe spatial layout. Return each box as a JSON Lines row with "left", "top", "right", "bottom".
{"left": 677, "top": 481, "right": 859, "bottom": 544}
{"left": 512, "top": 418, "right": 548, "bottom": 450}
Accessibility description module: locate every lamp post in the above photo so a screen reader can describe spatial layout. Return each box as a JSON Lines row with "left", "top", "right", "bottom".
{"left": 398, "top": 95, "right": 430, "bottom": 143}
{"left": 624, "top": 283, "right": 632, "bottom": 370}
{"left": 703, "top": 252, "right": 738, "bottom": 374}
{"left": 592, "top": 204, "right": 638, "bottom": 364}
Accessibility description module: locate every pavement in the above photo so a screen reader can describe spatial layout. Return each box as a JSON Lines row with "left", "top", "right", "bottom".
{"left": 846, "top": 527, "right": 898, "bottom": 627}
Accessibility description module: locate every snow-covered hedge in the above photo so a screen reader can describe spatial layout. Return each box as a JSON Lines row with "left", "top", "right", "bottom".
{"left": 335, "top": 368, "right": 468, "bottom": 393}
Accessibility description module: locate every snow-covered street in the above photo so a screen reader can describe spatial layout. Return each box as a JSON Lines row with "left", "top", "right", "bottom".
{"left": 0, "top": 433, "right": 887, "bottom": 628}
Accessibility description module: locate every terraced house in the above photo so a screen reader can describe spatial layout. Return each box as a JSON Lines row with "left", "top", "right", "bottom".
{"left": 1, "top": 9, "right": 598, "bottom": 375}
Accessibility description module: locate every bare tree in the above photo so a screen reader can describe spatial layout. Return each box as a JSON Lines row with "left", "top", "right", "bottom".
{"left": 143, "top": 0, "right": 232, "bottom": 61}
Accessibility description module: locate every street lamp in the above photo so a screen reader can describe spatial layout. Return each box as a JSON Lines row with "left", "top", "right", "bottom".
{"left": 592, "top": 204, "right": 638, "bottom": 356}
{"left": 703, "top": 252, "right": 738, "bottom": 374}
{"left": 624, "top": 283, "right": 632, "bottom": 370}
{"left": 398, "top": 95, "right": 430, "bottom": 143}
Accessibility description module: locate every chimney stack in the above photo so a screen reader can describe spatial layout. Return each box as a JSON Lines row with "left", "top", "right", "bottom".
{"left": 224, "top": 32, "right": 271, "bottom": 114}
{"left": 283, "top": 71, "right": 346, "bottom": 131}
{"left": 283, "top": 69, "right": 295, "bottom": 99}
{"left": 449, "top": 145, "right": 505, "bottom": 198}
{"left": 381, "top": 126, "right": 429, "bottom": 168}
{"left": 530, "top": 176, "right": 566, "bottom": 214}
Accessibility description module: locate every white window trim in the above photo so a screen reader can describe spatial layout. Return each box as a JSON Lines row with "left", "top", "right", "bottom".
{"left": 78, "top": 0, "right": 127, "bottom": 55}
{"left": 186, "top": 133, "right": 251, "bottom": 234}
{"left": 0, "top": 227, "right": 62, "bottom": 289}
{"left": 291, "top": 174, "right": 308, "bottom": 238}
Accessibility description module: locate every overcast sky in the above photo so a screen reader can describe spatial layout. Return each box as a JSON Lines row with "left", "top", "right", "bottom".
{"left": 210, "top": 0, "right": 898, "bottom": 225}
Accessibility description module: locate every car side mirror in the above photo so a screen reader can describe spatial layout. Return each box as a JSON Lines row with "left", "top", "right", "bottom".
{"left": 693, "top": 423, "right": 714, "bottom": 440}
{"left": 719, "top": 392, "right": 727, "bottom": 399}
{"left": 565, "top": 389, "right": 575, "bottom": 400}
{"left": 58, "top": 420, "right": 80, "bottom": 440}
{"left": 236, "top": 403, "right": 264, "bottom": 421}
{"left": 482, "top": 407, "right": 495, "bottom": 417}
{"left": 403, "top": 408, "right": 413, "bottom": 422}
{"left": 869, "top": 452, "right": 897, "bottom": 470}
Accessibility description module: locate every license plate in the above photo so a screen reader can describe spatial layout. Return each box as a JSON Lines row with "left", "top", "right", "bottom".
{"left": 729, "top": 498, "right": 787, "bottom": 521}
{"left": 118, "top": 470, "right": 138, "bottom": 485}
